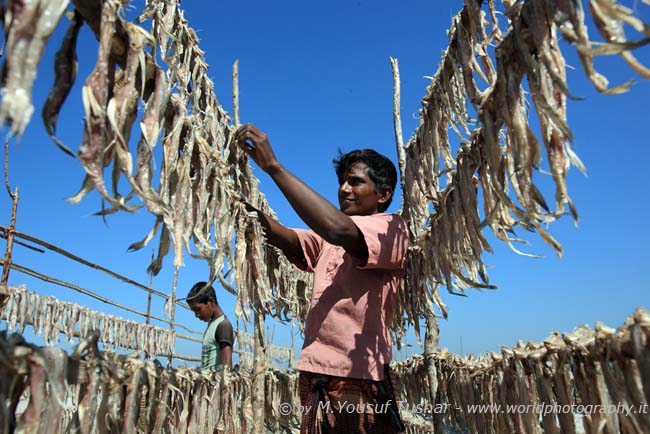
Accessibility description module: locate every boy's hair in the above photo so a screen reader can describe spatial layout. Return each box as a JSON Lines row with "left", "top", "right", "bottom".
{"left": 333, "top": 149, "right": 398, "bottom": 212}
{"left": 186, "top": 281, "right": 217, "bottom": 305}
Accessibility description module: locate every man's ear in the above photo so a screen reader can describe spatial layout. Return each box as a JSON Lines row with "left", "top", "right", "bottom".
{"left": 378, "top": 187, "right": 393, "bottom": 205}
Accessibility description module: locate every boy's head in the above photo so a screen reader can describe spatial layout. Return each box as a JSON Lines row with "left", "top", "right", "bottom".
{"left": 333, "top": 149, "right": 398, "bottom": 215}
{"left": 187, "top": 281, "right": 219, "bottom": 322}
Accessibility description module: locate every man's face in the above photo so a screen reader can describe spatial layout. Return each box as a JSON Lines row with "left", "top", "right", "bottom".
{"left": 338, "top": 162, "right": 390, "bottom": 216}
{"left": 189, "top": 300, "right": 216, "bottom": 322}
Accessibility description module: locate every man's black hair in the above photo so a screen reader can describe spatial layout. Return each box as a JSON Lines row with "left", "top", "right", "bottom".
{"left": 333, "top": 149, "right": 397, "bottom": 212}
{"left": 187, "top": 281, "right": 217, "bottom": 305}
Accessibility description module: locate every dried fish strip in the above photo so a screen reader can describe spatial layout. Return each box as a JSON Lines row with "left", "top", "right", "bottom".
{"left": 42, "top": 10, "right": 83, "bottom": 157}
{"left": 71, "top": 0, "right": 120, "bottom": 205}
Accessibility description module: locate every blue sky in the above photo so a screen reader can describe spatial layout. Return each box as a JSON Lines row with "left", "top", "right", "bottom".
{"left": 1, "top": 0, "right": 648, "bottom": 364}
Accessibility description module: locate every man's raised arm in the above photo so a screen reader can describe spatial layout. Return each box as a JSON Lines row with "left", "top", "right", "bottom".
{"left": 235, "top": 123, "right": 369, "bottom": 263}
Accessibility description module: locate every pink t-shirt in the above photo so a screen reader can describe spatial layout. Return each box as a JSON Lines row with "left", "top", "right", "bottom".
{"left": 291, "top": 213, "right": 409, "bottom": 381}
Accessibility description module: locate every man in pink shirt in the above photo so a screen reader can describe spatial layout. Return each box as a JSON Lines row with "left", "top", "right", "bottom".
{"left": 236, "top": 123, "right": 408, "bottom": 434}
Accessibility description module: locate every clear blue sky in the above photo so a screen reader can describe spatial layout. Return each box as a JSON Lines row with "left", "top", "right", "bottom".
{"left": 1, "top": 1, "right": 648, "bottom": 364}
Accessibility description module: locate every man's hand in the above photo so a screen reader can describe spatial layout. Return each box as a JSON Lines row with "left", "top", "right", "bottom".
{"left": 235, "top": 123, "right": 281, "bottom": 174}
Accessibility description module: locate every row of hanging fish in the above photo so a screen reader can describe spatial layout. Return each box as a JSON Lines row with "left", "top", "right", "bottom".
{"left": 2, "top": 285, "right": 174, "bottom": 356}
{"left": 391, "top": 308, "right": 650, "bottom": 434}
{"left": 392, "top": 0, "right": 650, "bottom": 343}
{"left": 3, "top": 303, "right": 647, "bottom": 434}
{"left": 0, "top": 0, "right": 312, "bottom": 325}
{"left": 0, "top": 330, "right": 305, "bottom": 434}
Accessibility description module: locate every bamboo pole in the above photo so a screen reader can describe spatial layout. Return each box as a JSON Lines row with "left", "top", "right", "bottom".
{"left": 168, "top": 266, "right": 180, "bottom": 365}
{"left": 389, "top": 57, "right": 406, "bottom": 178}
{"left": 146, "top": 250, "right": 154, "bottom": 326}
{"left": 234, "top": 58, "right": 265, "bottom": 433}
{"left": 252, "top": 311, "right": 266, "bottom": 433}
{"left": 289, "top": 328, "right": 295, "bottom": 368}
{"left": 0, "top": 233, "right": 44, "bottom": 253}
{"left": 424, "top": 313, "right": 444, "bottom": 434}
{"left": 0, "top": 225, "right": 190, "bottom": 309}
{"left": 391, "top": 57, "right": 441, "bottom": 432}
{"left": 1, "top": 140, "right": 18, "bottom": 308}
{"left": 233, "top": 59, "right": 240, "bottom": 127}
{"left": 8, "top": 262, "right": 184, "bottom": 329}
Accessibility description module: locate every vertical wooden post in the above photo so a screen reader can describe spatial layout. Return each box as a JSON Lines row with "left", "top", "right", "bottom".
{"left": 145, "top": 250, "right": 154, "bottom": 326}
{"left": 232, "top": 60, "right": 240, "bottom": 127}
{"left": 233, "top": 58, "right": 266, "bottom": 432}
{"left": 424, "top": 313, "right": 443, "bottom": 434}
{"left": 1, "top": 140, "right": 18, "bottom": 308}
{"left": 252, "top": 311, "right": 266, "bottom": 433}
{"left": 389, "top": 58, "right": 406, "bottom": 179}
{"left": 391, "top": 58, "right": 440, "bottom": 432}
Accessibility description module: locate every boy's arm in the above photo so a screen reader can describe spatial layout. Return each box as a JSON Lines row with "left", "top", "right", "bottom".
{"left": 216, "top": 320, "right": 234, "bottom": 368}
{"left": 236, "top": 123, "right": 368, "bottom": 263}
{"left": 219, "top": 343, "right": 232, "bottom": 368}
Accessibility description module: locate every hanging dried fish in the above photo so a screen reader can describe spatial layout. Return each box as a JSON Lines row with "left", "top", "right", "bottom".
{"left": 69, "top": 0, "right": 118, "bottom": 205}
{"left": 0, "top": 0, "right": 69, "bottom": 137}
{"left": 41, "top": 10, "right": 83, "bottom": 157}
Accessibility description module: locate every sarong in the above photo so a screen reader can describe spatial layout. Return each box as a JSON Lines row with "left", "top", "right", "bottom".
{"left": 299, "top": 365, "right": 405, "bottom": 434}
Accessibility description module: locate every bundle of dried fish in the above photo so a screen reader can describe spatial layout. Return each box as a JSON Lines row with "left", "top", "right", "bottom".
{"left": 65, "top": 0, "right": 312, "bottom": 326}
{"left": 390, "top": 308, "right": 650, "bottom": 434}
{"left": 2, "top": 285, "right": 174, "bottom": 356}
{"left": 393, "top": 0, "right": 650, "bottom": 343}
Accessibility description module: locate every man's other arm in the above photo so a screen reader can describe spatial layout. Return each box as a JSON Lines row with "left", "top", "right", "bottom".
{"left": 243, "top": 202, "right": 307, "bottom": 268}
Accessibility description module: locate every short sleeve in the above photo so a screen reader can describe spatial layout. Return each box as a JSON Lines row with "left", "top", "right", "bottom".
{"left": 215, "top": 319, "right": 234, "bottom": 346}
{"left": 289, "top": 228, "right": 324, "bottom": 272}
{"left": 349, "top": 214, "right": 409, "bottom": 270}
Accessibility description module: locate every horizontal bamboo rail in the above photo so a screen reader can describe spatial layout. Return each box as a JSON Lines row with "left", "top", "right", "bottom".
{"left": 0, "top": 226, "right": 190, "bottom": 309}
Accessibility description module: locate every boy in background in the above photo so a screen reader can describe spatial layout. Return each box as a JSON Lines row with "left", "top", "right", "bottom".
{"left": 187, "top": 281, "right": 234, "bottom": 370}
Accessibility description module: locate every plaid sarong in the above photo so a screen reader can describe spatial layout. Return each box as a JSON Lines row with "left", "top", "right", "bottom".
{"left": 299, "top": 366, "right": 404, "bottom": 434}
